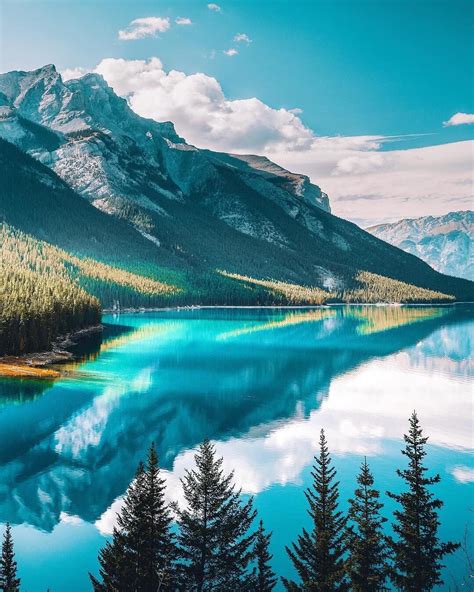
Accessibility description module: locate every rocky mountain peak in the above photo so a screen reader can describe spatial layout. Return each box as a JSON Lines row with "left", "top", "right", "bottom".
{"left": 0, "top": 63, "right": 334, "bottom": 251}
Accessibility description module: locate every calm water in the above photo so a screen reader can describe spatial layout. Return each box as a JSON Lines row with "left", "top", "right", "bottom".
{"left": 0, "top": 305, "right": 472, "bottom": 591}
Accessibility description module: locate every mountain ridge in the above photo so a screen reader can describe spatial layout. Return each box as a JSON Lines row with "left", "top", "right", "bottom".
{"left": 367, "top": 211, "right": 473, "bottom": 281}
{"left": 0, "top": 64, "right": 330, "bottom": 238}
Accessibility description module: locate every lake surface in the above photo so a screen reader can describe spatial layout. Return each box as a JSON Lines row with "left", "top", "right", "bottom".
{"left": 0, "top": 305, "right": 472, "bottom": 591}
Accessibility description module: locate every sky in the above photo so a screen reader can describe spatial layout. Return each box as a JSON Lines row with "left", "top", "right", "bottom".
{"left": 1, "top": 0, "right": 473, "bottom": 225}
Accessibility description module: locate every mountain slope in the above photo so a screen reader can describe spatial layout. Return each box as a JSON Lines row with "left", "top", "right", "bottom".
{"left": 367, "top": 211, "right": 473, "bottom": 281}
{"left": 0, "top": 65, "right": 330, "bottom": 241}
{"left": 0, "top": 65, "right": 473, "bottom": 304}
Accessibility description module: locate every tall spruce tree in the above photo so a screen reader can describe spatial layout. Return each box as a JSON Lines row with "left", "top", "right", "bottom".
{"left": 282, "top": 429, "right": 349, "bottom": 592}
{"left": 91, "top": 443, "right": 176, "bottom": 592}
{"left": 345, "top": 458, "right": 390, "bottom": 592}
{"left": 0, "top": 524, "right": 20, "bottom": 592}
{"left": 388, "top": 412, "right": 459, "bottom": 591}
{"left": 254, "top": 520, "right": 277, "bottom": 592}
{"left": 176, "top": 439, "right": 257, "bottom": 591}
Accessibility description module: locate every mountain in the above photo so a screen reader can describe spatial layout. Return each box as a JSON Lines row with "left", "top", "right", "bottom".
{"left": 0, "top": 64, "right": 473, "bottom": 307}
{"left": 0, "top": 64, "right": 330, "bottom": 242}
{"left": 367, "top": 211, "right": 473, "bottom": 281}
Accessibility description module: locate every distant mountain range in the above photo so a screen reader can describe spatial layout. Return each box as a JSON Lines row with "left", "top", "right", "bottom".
{"left": 0, "top": 64, "right": 472, "bottom": 306}
{"left": 367, "top": 211, "right": 473, "bottom": 281}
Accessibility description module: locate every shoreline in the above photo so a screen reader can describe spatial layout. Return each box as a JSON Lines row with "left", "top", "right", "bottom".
{"left": 0, "top": 325, "right": 103, "bottom": 379}
{"left": 102, "top": 301, "right": 467, "bottom": 314}
{"left": 1, "top": 301, "right": 470, "bottom": 379}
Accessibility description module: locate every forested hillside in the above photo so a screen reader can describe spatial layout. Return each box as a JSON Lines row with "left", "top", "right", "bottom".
{"left": 0, "top": 226, "right": 100, "bottom": 355}
{"left": 1, "top": 137, "right": 472, "bottom": 307}
{"left": 0, "top": 225, "right": 179, "bottom": 355}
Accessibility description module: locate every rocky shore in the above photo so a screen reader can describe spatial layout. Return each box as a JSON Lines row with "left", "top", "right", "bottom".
{"left": 0, "top": 325, "right": 103, "bottom": 379}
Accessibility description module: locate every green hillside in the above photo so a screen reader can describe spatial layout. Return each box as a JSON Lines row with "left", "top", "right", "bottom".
{"left": 0, "top": 224, "right": 183, "bottom": 354}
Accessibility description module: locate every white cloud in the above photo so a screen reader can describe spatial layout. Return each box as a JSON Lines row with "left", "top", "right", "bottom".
{"left": 207, "top": 3, "right": 221, "bottom": 11}
{"left": 91, "top": 57, "right": 313, "bottom": 153}
{"left": 268, "top": 139, "right": 474, "bottom": 224}
{"left": 118, "top": 17, "right": 170, "bottom": 41}
{"left": 61, "top": 67, "right": 88, "bottom": 81}
{"left": 333, "top": 153, "right": 385, "bottom": 175}
{"left": 59, "top": 512, "right": 83, "bottom": 525}
{"left": 62, "top": 56, "right": 474, "bottom": 225}
{"left": 175, "top": 17, "right": 192, "bottom": 26}
{"left": 443, "top": 112, "right": 474, "bottom": 127}
{"left": 234, "top": 33, "right": 252, "bottom": 44}
{"left": 223, "top": 48, "right": 238, "bottom": 57}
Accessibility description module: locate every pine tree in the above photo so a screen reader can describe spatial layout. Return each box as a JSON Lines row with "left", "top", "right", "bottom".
{"left": 0, "top": 524, "right": 20, "bottom": 592}
{"left": 176, "top": 439, "right": 257, "bottom": 591}
{"left": 90, "top": 528, "right": 130, "bottom": 592}
{"left": 254, "top": 520, "right": 277, "bottom": 592}
{"left": 91, "top": 443, "right": 177, "bottom": 591}
{"left": 345, "top": 458, "right": 390, "bottom": 591}
{"left": 282, "top": 429, "right": 349, "bottom": 591}
{"left": 388, "top": 411, "right": 459, "bottom": 591}
{"left": 140, "top": 443, "right": 176, "bottom": 590}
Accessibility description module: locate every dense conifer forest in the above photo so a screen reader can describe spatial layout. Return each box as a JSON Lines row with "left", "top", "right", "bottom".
{"left": 2, "top": 413, "right": 466, "bottom": 591}
{"left": 0, "top": 224, "right": 177, "bottom": 355}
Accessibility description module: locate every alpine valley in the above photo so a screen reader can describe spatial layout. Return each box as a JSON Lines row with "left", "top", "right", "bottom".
{"left": 0, "top": 64, "right": 473, "bottom": 354}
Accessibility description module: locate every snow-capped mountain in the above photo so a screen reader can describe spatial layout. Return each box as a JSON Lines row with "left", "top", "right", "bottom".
{"left": 367, "top": 211, "right": 473, "bottom": 280}
{"left": 0, "top": 64, "right": 329, "bottom": 244}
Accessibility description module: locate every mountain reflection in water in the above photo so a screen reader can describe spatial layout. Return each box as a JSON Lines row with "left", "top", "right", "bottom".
{"left": 0, "top": 305, "right": 471, "bottom": 591}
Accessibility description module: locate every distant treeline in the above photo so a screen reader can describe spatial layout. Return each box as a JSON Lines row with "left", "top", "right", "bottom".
{"left": 3, "top": 413, "right": 467, "bottom": 591}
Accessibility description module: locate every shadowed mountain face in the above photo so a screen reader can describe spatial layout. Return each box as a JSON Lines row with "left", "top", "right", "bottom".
{"left": 367, "top": 211, "right": 474, "bottom": 281}
{"left": 1, "top": 64, "right": 473, "bottom": 301}
{"left": 0, "top": 305, "right": 470, "bottom": 531}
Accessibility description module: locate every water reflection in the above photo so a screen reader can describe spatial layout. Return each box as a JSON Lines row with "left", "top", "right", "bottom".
{"left": 0, "top": 305, "right": 472, "bottom": 589}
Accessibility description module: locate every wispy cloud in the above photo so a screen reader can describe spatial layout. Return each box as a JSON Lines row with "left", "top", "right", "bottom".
{"left": 118, "top": 17, "right": 170, "bottom": 41}
{"left": 175, "top": 17, "right": 192, "bottom": 26}
{"left": 234, "top": 33, "right": 252, "bottom": 44}
{"left": 207, "top": 3, "right": 221, "bottom": 11}
{"left": 223, "top": 48, "right": 238, "bottom": 57}
{"left": 443, "top": 112, "right": 474, "bottom": 127}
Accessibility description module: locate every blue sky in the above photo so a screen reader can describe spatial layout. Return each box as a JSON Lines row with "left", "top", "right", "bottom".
{"left": 1, "top": 0, "right": 473, "bottom": 223}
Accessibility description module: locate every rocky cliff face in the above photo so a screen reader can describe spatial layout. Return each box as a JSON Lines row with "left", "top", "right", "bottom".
{"left": 367, "top": 211, "right": 473, "bottom": 280}
{"left": 0, "top": 65, "right": 330, "bottom": 244}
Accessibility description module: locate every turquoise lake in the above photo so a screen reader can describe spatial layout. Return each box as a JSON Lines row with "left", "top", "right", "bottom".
{"left": 0, "top": 305, "right": 472, "bottom": 590}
